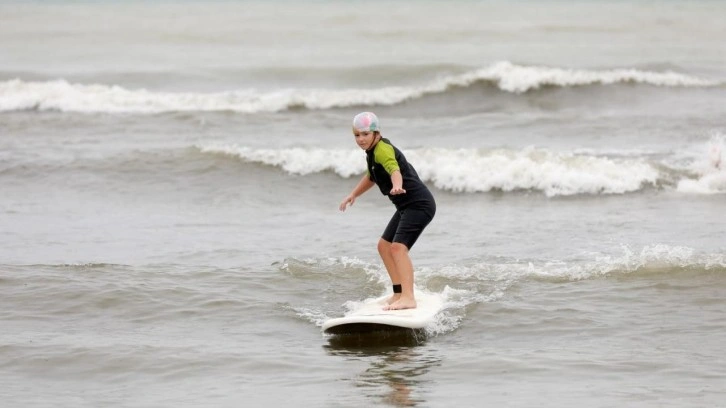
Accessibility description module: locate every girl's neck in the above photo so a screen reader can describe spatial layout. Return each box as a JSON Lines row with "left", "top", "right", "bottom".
{"left": 367, "top": 134, "right": 381, "bottom": 151}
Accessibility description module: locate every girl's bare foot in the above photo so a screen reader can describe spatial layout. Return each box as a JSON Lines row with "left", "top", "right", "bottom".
{"left": 383, "top": 297, "right": 416, "bottom": 310}
{"left": 386, "top": 294, "right": 401, "bottom": 305}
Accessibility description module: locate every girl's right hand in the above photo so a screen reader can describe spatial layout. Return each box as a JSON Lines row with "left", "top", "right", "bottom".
{"left": 339, "top": 195, "right": 355, "bottom": 212}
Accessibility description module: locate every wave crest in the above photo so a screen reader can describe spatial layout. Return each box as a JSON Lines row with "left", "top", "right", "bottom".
{"left": 439, "top": 245, "right": 726, "bottom": 283}
{"left": 196, "top": 143, "right": 661, "bottom": 197}
{"left": 676, "top": 133, "right": 726, "bottom": 194}
{"left": 1, "top": 62, "right": 719, "bottom": 114}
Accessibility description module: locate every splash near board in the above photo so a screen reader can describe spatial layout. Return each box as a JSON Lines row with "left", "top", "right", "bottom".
{"left": 322, "top": 292, "right": 443, "bottom": 335}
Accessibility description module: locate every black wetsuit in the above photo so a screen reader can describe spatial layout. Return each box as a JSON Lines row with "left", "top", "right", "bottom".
{"left": 366, "top": 138, "right": 436, "bottom": 249}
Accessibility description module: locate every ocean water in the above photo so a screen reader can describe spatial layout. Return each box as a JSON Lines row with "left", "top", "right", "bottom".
{"left": 1, "top": 1, "right": 725, "bottom": 407}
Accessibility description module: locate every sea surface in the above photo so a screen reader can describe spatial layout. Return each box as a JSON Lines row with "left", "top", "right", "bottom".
{"left": 1, "top": 1, "right": 725, "bottom": 407}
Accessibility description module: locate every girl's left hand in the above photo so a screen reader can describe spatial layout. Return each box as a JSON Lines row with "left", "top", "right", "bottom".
{"left": 390, "top": 187, "right": 406, "bottom": 195}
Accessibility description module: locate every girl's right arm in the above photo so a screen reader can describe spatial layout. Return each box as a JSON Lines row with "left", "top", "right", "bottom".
{"left": 339, "top": 175, "right": 375, "bottom": 211}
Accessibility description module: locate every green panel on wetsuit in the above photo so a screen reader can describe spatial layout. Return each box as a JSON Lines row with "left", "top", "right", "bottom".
{"left": 373, "top": 140, "right": 400, "bottom": 175}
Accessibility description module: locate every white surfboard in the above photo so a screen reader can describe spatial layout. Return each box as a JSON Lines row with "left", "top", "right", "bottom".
{"left": 322, "top": 292, "right": 443, "bottom": 335}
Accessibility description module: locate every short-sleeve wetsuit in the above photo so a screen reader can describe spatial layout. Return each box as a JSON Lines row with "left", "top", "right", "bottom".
{"left": 366, "top": 138, "right": 436, "bottom": 249}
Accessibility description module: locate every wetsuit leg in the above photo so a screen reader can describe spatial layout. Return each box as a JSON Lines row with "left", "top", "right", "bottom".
{"left": 392, "top": 201, "right": 436, "bottom": 249}
{"left": 381, "top": 210, "right": 401, "bottom": 243}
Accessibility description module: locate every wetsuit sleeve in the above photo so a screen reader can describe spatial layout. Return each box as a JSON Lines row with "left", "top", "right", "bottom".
{"left": 374, "top": 141, "right": 400, "bottom": 175}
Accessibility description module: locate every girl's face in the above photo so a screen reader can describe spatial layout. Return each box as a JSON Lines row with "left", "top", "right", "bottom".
{"left": 353, "top": 130, "right": 377, "bottom": 150}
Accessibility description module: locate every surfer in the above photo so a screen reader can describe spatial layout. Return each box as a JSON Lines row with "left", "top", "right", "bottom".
{"left": 339, "top": 112, "right": 436, "bottom": 310}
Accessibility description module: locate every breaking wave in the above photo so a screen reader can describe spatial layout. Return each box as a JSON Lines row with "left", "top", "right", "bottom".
{"left": 1, "top": 61, "right": 719, "bottom": 114}
{"left": 196, "top": 143, "right": 663, "bottom": 196}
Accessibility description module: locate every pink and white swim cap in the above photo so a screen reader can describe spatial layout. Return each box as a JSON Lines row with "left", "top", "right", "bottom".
{"left": 352, "top": 112, "right": 380, "bottom": 132}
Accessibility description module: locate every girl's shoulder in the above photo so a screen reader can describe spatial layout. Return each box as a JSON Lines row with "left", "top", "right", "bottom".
{"left": 376, "top": 138, "right": 398, "bottom": 151}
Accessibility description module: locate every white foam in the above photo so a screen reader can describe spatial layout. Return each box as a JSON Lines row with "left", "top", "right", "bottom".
{"left": 0, "top": 62, "right": 718, "bottom": 113}
{"left": 291, "top": 306, "right": 329, "bottom": 327}
{"left": 197, "top": 143, "right": 365, "bottom": 178}
{"left": 435, "top": 245, "right": 725, "bottom": 283}
{"left": 676, "top": 134, "right": 726, "bottom": 194}
{"left": 197, "top": 143, "right": 660, "bottom": 196}
{"left": 0, "top": 78, "right": 291, "bottom": 114}
{"left": 469, "top": 61, "right": 718, "bottom": 93}
{"left": 408, "top": 147, "right": 659, "bottom": 196}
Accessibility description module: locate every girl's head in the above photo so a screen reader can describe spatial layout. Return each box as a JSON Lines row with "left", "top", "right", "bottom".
{"left": 352, "top": 112, "right": 379, "bottom": 133}
{"left": 352, "top": 112, "right": 381, "bottom": 151}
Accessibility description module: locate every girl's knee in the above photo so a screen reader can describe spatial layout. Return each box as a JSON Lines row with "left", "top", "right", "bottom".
{"left": 390, "top": 242, "right": 409, "bottom": 257}
{"left": 377, "top": 238, "right": 392, "bottom": 255}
